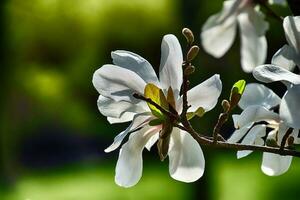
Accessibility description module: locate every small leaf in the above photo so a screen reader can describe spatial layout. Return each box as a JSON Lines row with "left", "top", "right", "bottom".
{"left": 186, "top": 107, "right": 205, "bottom": 120}
{"left": 149, "top": 118, "right": 164, "bottom": 126}
{"left": 230, "top": 80, "right": 246, "bottom": 99}
{"left": 144, "top": 83, "right": 168, "bottom": 119}
{"left": 230, "top": 80, "right": 246, "bottom": 107}
{"left": 195, "top": 107, "right": 205, "bottom": 117}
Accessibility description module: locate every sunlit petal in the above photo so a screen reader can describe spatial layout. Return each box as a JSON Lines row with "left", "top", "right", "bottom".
{"left": 280, "top": 85, "right": 300, "bottom": 129}
{"left": 111, "top": 50, "right": 160, "bottom": 85}
{"left": 159, "top": 34, "right": 183, "bottom": 98}
{"left": 238, "top": 8, "right": 268, "bottom": 72}
{"left": 253, "top": 65, "right": 300, "bottom": 85}
{"left": 261, "top": 153, "right": 292, "bottom": 176}
{"left": 168, "top": 128, "right": 204, "bottom": 182}
{"left": 239, "top": 83, "right": 281, "bottom": 110}
{"left": 115, "top": 125, "right": 160, "bottom": 187}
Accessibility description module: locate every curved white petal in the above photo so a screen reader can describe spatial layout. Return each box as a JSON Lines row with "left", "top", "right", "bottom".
{"left": 261, "top": 153, "right": 292, "bottom": 176}
{"left": 111, "top": 50, "right": 159, "bottom": 85}
{"left": 145, "top": 133, "right": 159, "bottom": 151}
{"left": 239, "top": 83, "right": 281, "bottom": 110}
{"left": 201, "top": 0, "right": 237, "bottom": 58}
{"left": 97, "top": 96, "right": 147, "bottom": 120}
{"left": 159, "top": 34, "right": 183, "bottom": 98}
{"left": 107, "top": 113, "right": 138, "bottom": 124}
{"left": 280, "top": 85, "right": 300, "bottom": 129}
{"left": 115, "top": 125, "right": 159, "bottom": 187}
{"left": 185, "top": 74, "right": 222, "bottom": 112}
{"left": 271, "top": 45, "right": 297, "bottom": 71}
{"left": 253, "top": 65, "right": 300, "bottom": 85}
{"left": 105, "top": 113, "right": 152, "bottom": 153}
{"left": 232, "top": 114, "right": 240, "bottom": 128}
{"left": 92, "top": 65, "right": 146, "bottom": 102}
{"left": 227, "top": 124, "right": 253, "bottom": 143}
{"left": 276, "top": 122, "right": 289, "bottom": 144}
{"left": 238, "top": 8, "right": 268, "bottom": 73}
{"left": 236, "top": 105, "right": 280, "bottom": 128}
{"left": 168, "top": 128, "right": 204, "bottom": 182}
{"left": 237, "top": 125, "right": 266, "bottom": 159}
{"left": 283, "top": 16, "right": 300, "bottom": 53}
{"left": 292, "top": 129, "right": 300, "bottom": 144}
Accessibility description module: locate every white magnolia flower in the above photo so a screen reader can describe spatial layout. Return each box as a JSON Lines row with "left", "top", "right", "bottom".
{"left": 253, "top": 16, "right": 300, "bottom": 129}
{"left": 271, "top": 16, "right": 300, "bottom": 71}
{"left": 201, "top": 0, "right": 270, "bottom": 72}
{"left": 92, "top": 34, "right": 222, "bottom": 187}
{"left": 228, "top": 83, "right": 299, "bottom": 176}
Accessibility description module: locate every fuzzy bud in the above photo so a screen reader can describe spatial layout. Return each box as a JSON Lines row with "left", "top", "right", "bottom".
{"left": 184, "top": 65, "right": 195, "bottom": 75}
{"left": 187, "top": 45, "right": 199, "bottom": 62}
{"left": 221, "top": 100, "right": 231, "bottom": 112}
{"left": 182, "top": 28, "right": 194, "bottom": 44}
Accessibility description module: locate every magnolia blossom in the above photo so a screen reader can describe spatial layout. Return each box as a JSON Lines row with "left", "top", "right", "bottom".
{"left": 228, "top": 83, "right": 299, "bottom": 176}
{"left": 271, "top": 16, "right": 300, "bottom": 71}
{"left": 92, "top": 34, "right": 222, "bottom": 187}
{"left": 201, "top": 0, "right": 270, "bottom": 72}
{"left": 253, "top": 16, "right": 300, "bottom": 129}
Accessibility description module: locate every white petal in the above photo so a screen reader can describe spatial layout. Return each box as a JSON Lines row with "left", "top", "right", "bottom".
{"left": 92, "top": 65, "right": 146, "bottom": 102}
{"left": 232, "top": 114, "right": 240, "bottom": 128}
{"left": 238, "top": 8, "right": 268, "bottom": 72}
{"left": 236, "top": 105, "right": 280, "bottom": 128}
{"left": 227, "top": 124, "right": 253, "bottom": 143}
{"left": 186, "top": 74, "right": 222, "bottom": 112}
{"left": 276, "top": 122, "right": 290, "bottom": 145}
{"left": 253, "top": 65, "right": 300, "bottom": 85}
{"left": 168, "top": 128, "right": 204, "bottom": 182}
{"left": 115, "top": 125, "right": 159, "bottom": 187}
{"left": 292, "top": 129, "right": 300, "bottom": 144}
{"left": 271, "top": 45, "right": 297, "bottom": 71}
{"left": 261, "top": 153, "right": 292, "bottom": 176}
{"left": 107, "top": 113, "right": 137, "bottom": 124}
{"left": 237, "top": 125, "right": 266, "bottom": 159}
{"left": 105, "top": 113, "right": 152, "bottom": 153}
{"left": 283, "top": 16, "right": 300, "bottom": 53}
{"left": 159, "top": 34, "right": 183, "bottom": 98}
{"left": 145, "top": 133, "right": 159, "bottom": 151}
{"left": 111, "top": 50, "right": 160, "bottom": 85}
{"left": 239, "top": 83, "right": 281, "bottom": 110}
{"left": 97, "top": 96, "right": 147, "bottom": 120}
{"left": 280, "top": 85, "right": 300, "bottom": 129}
{"left": 201, "top": 0, "right": 237, "bottom": 58}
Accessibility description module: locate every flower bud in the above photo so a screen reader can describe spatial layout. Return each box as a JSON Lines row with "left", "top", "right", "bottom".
{"left": 230, "top": 80, "right": 246, "bottom": 108}
{"left": 187, "top": 45, "right": 199, "bottom": 62}
{"left": 287, "top": 135, "right": 295, "bottom": 146}
{"left": 184, "top": 65, "right": 195, "bottom": 75}
{"left": 182, "top": 28, "right": 194, "bottom": 44}
{"left": 221, "top": 100, "right": 231, "bottom": 112}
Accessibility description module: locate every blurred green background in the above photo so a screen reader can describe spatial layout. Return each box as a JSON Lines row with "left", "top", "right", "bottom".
{"left": 0, "top": 0, "right": 299, "bottom": 199}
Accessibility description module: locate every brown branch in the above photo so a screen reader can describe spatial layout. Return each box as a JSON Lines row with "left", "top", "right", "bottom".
{"left": 134, "top": 90, "right": 300, "bottom": 158}
{"left": 175, "top": 122, "right": 300, "bottom": 157}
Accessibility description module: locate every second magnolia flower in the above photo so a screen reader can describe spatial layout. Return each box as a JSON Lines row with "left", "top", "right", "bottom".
{"left": 92, "top": 34, "right": 222, "bottom": 187}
